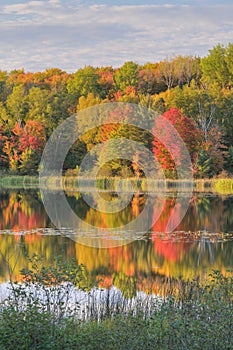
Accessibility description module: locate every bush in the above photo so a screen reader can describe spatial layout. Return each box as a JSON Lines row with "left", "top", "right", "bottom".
{"left": 0, "top": 257, "right": 232, "bottom": 350}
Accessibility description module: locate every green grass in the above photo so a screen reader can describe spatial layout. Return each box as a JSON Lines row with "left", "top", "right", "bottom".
{"left": 1, "top": 175, "right": 233, "bottom": 194}
{"left": 0, "top": 175, "right": 39, "bottom": 188}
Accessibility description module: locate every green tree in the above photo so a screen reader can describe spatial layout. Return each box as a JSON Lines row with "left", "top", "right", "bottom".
{"left": 225, "top": 146, "right": 233, "bottom": 173}
{"left": 0, "top": 102, "right": 9, "bottom": 128}
{"left": 0, "top": 70, "right": 8, "bottom": 101}
{"left": 67, "top": 66, "right": 101, "bottom": 101}
{"left": 19, "top": 148, "right": 41, "bottom": 175}
{"left": 195, "top": 149, "right": 214, "bottom": 178}
{"left": 0, "top": 125, "right": 8, "bottom": 169}
{"left": 225, "top": 43, "right": 233, "bottom": 86}
{"left": 114, "top": 61, "right": 139, "bottom": 92}
{"left": 6, "top": 85, "right": 28, "bottom": 127}
{"left": 26, "top": 87, "right": 49, "bottom": 124}
{"left": 64, "top": 140, "right": 87, "bottom": 171}
{"left": 45, "top": 90, "right": 71, "bottom": 135}
{"left": 98, "top": 118, "right": 153, "bottom": 177}
{"left": 170, "top": 81, "right": 222, "bottom": 142}
{"left": 218, "top": 88, "right": 233, "bottom": 146}
{"left": 77, "top": 92, "right": 102, "bottom": 111}
{"left": 201, "top": 44, "right": 231, "bottom": 88}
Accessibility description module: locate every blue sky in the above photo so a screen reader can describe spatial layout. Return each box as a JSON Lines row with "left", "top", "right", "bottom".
{"left": 0, "top": 0, "right": 232, "bottom": 72}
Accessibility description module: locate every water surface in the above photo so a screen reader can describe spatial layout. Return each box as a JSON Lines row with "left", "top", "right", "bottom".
{"left": 0, "top": 188, "right": 232, "bottom": 298}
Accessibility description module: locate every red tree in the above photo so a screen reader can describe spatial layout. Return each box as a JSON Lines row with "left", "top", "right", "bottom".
{"left": 4, "top": 121, "right": 46, "bottom": 173}
{"left": 152, "top": 108, "right": 201, "bottom": 177}
{"left": 12, "top": 120, "right": 46, "bottom": 152}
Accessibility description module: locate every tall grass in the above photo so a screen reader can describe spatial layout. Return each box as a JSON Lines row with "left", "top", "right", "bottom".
{"left": 1, "top": 175, "right": 233, "bottom": 194}
{"left": 214, "top": 179, "right": 233, "bottom": 194}
{"left": 0, "top": 261, "right": 232, "bottom": 350}
{"left": 62, "top": 176, "right": 200, "bottom": 192}
{"left": 0, "top": 175, "right": 39, "bottom": 188}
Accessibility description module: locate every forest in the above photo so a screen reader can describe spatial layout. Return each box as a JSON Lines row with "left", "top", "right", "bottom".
{"left": 0, "top": 42, "right": 233, "bottom": 178}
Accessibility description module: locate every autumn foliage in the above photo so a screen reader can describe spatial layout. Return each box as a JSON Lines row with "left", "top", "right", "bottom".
{"left": 152, "top": 108, "right": 201, "bottom": 177}
{"left": 0, "top": 43, "right": 233, "bottom": 176}
{"left": 2, "top": 121, "right": 46, "bottom": 173}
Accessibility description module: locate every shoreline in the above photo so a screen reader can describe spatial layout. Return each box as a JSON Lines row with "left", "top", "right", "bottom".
{"left": 0, "top": 175, "right": 233, "bottom": 194}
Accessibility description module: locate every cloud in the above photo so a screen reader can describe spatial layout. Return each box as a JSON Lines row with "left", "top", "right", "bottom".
{"left": 3, "top": 1, "right": 45, "bottom": 15}
{"left": 0, "top": 1, "right": 232, "bottom": 72}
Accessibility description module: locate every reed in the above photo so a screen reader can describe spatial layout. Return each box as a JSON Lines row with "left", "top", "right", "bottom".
{"left": 0, "top": 175, "right": 39, "bottom": 188}
{"left": 1, "top": 175, "right": 233, "bottom": 194}
{"left": 214, "top": 178, "right": 233, "bottom": 194}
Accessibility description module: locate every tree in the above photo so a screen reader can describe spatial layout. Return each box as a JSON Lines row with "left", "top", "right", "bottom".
{"left": 67, "top": 66, "right": 101, "bottom": 101}
{"left": 225, "top": 146, "right": 233, "bottom": 174}
{"left": 157, "top": 59, "right": 176, "bottom": 89}
{"left": 7, "top": 69, "right": 25, "bottom": 87}
{"left": 112, "top": 86, "right": 139, "bottom": 104}
{"left": 96, "top": 66, "right": 114, "bottom": 98}
{"left": 19, "top": 148, "right": 41, "bottom": 174}
{"left": 0, "top": 70, "right": 8, "bottom": 101}
{"left": 15, "top": 120, "right": 46, "bottom": 153}
{"left": 45, "top": 90, "right": 71, "bottom": 134}
{"left": 4, "top": 121, "right": 46, "bottom": 174}
{"left": 170, "top": 81, "right": 222, "bottom": 142}
{"left": 173, "top": 55, "right": 201, "bottom": 87}
{"left": 225, "top": 43, "right": 233, "bottom": 87}
{"left": 98, "top": 119, "right": 153, "bottom": 177}
{"left": 152, "top": 108, "right": 201, "bottom": 177}
{"left": 138, "top": 63, "right": 165, "bottom": 94}
{"left": 197, "top": 125, "right": 226, "bottom": 177}
{"left": 0, "top": 102, "right": 9, "bottom": 128}
{"left": 26, "top": 87, "right": 49, "bottom": 124}
{"left": 114, "top": 61, "right": 139, "bottom": 92}
{"left": 76, "top": 93, "right": 103, "bottom": 153}
{"left": 218, "top": 87, "right": 233, "bottom": 146}
{"left": 6, "top": 85, "right": 28, "bottom": 127}
{"left": 3, "top": 140, "right": 20, "bottom": 173}
{"left": 0, "top": 125, "right": 8, "bottom": 169}
{"left": 77, "top": 92, "right": 101, "bottom": 111}
{"left": 201, "top": 44, "right": 231, "bottom": 88}
{"left": 43, "top": 68, "right": 69, "bottom": 93}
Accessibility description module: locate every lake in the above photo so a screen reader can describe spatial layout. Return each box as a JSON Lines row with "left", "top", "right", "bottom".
{"left": 0, "top": 188, "right": 232, "bottom": 300}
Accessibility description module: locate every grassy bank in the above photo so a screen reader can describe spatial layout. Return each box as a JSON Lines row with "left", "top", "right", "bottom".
{"left": 0, "top": 175, "right": 39, "bottom": 188}
{"left": 0, "top": 268, "right": 232, "bottom": 350}
{"left": 1, "top": 175, "right": 233, "bottom": 194}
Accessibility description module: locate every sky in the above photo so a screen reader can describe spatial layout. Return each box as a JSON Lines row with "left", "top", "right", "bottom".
{"left": 0, "top": 0, "right": 233, "bottom": 72}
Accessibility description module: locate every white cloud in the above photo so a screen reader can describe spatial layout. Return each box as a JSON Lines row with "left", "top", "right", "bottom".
{"left": 3, "top": 1, "right": 44, "bottom": 14}
{"left": 0, "top": 1, "right": 232, "bottom": 71}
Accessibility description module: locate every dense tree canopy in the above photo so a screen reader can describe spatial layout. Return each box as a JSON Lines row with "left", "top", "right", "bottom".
{"left": 0, "top": 42, "right": 233, "bottom": 177}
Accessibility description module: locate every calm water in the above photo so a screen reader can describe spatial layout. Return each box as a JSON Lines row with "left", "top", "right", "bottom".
{"left": 0, "top": 188, "right": 232, "bottom": 299}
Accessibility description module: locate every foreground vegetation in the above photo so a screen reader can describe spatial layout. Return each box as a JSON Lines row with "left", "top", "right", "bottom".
{"left": 0, "top": 256, "right": 232, "bottom": 349}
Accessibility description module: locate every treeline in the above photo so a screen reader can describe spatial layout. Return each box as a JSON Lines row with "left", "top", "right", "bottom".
{"left": 0, "top": 43, "right": 233, "bottom": 178}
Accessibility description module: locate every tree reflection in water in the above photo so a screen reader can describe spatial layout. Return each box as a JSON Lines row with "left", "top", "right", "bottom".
{"left": 0, "top": 189, "right": 232, "bottom": 297}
